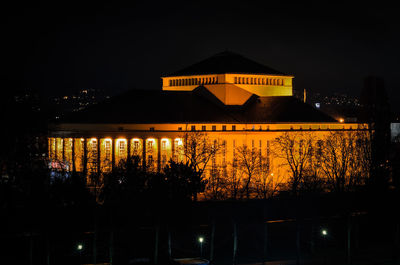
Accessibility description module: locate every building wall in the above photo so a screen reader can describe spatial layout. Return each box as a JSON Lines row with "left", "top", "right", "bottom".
{"left": 48, "top": 122, "right": 367, "bottom": 194}
{"left": 162, "top": 73, "right": 294, "bottom": 101}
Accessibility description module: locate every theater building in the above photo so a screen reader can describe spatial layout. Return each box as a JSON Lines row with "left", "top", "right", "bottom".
{"left": 48, "top": 52, "right": 366, "bottom": 193}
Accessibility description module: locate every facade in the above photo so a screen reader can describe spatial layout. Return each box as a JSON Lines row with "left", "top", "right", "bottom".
{"left": 48, "top": 52, "right": 367, "bottom": 196}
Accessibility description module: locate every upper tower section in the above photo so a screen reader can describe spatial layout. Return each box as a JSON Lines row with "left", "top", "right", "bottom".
{"left": 162, "top": 51, "right": 294, "bottom": 105}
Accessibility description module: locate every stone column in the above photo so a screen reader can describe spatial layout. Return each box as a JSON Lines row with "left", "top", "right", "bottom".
{"left": 62, "top": 138, "right": 65, "bottom": 163}
{"left": 127, "top": 138, "right": 131, "bottom": 162}
{"left": 55, "top": 138, "right": 58, "bottom": 161}
{"left": 142, "top": 138, "right": 146, "bottom": 170}
{"left": 111, "top": 137, "right": 116, "bottom": 171}
{"left": 172, "top": 138, "right": 176, "bottom": 162}
{"left": 157, "top": 138, "right": 161, "bottom": 172}
{"left": 83, "top": 138, "right": 88, "bottom": 176}
{"left": 97, "top": 137, "right": 101, "bottom": 174}
{"left": 72, "top": 138, "right": 76, "bottom": 173}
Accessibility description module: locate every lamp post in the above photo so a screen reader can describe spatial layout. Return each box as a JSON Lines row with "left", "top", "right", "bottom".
{"left": 77, "top": 243, "right": 83, "bottom": 265}
{"left": 321, "top": 229, "right": 328, "bottom": 265}
{"left": 198, "top": 236, "right": 204, "bottom": 258}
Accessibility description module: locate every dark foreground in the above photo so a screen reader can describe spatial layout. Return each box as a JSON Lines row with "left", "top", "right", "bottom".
{"left": 2, "top": 191, "right": 400, "bottom": 265}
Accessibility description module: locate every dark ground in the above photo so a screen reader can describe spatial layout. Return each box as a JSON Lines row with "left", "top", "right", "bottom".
{"left": 2, "top": 191, "right": 400, "bottom": 265}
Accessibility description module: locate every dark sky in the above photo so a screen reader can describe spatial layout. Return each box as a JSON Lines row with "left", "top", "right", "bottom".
{"left": 2, "top": 1, "right": 400, "bottom": 111}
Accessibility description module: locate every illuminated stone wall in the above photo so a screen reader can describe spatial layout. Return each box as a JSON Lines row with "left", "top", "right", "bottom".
{"left": 162, "top": 73, "right": 294, "bottom": 104}
{"left": 48, "top": 122, "right": 366, "bottom": 184}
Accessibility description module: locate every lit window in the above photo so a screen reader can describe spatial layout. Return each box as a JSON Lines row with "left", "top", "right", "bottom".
{"left": 191, "top": 125, "right": 196, "bottom": 131}
{"left": 148, "top": 141, "right": 153, "bottom": 150}
{"left": 119, "top": 141, "right": 126, "bottom": 155}
{"left": 202, "top": 125, "right": 206, "bottom": 131}
{"left": 105, "top": 140, "right": 111, "bottom": 160}
{"left": 162, "top": 140, "right": 167, "bottom": 150}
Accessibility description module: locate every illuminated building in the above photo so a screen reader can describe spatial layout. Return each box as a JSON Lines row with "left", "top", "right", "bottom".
{"left": 48, "top": 52, "right": 367, "bottom": 193}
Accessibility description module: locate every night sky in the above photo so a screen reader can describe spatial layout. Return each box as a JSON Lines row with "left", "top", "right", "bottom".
{"left": 3, "top": 1, "right": 400, "bottom": 111}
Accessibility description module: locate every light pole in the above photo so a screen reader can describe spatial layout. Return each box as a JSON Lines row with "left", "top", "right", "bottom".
{"left": 77, "top": 243, "right": 84, "bottom": 265}
{"left": 198, "top": 236, "right": 204, "bottom": 258}
{"left": 321, "top": 229, "right": 328, "bottom": 265}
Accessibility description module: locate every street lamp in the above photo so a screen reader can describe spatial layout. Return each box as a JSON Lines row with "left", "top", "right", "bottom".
{"left": 321, "top": 229, "right": 328, "bottom": 265}
{"left": 198, "top": 236, "right": 204, "bottom": 257}
{"left": 77, "top": 243, "right": 84, "bottom": 265}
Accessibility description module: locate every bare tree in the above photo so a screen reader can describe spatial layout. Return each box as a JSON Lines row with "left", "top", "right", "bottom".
{"left": 235, "top": 144, "right": 262, "bottom": 199}
{"left": 182, "top": 131, "right": 221, "bottom": 173}
{"left": 181, "top": 131, "right": 222, "bottom": 200}
{"left": 205, "top": 164, "right": 228, "bottom": 200}
{"left": 272, "top": 132, "right": 314, "bottom": 195}
{"left": 254, "top": 169, "right": 284, "bottom": 199}
{"left": 321, "top": 130, "right": 370, "bottom": 192}
{"left": 226, "top": 158, "right": 242, "bottom": 200}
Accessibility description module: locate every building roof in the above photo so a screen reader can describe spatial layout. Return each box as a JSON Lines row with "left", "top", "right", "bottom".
{"left": 164, "top": 51, "right": 290, "bottom": 77}
{"left": 59, "top": 87, "right": 337, "bottom": 124}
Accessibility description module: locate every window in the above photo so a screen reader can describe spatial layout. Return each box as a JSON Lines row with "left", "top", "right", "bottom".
{"left": 133, "top": 140, "right": 140, "bottom": 151}
{"left": 178, "top": 127, "right": 182, "bottom": 131}
{"left": 222, "top": 125, "right": 226, "bottom": 131}
{"left": 232, "top": 125, "right": 236, "bottom": 131}
{"left": 105, "top": 141, "right": 111, "bottom": 160}
{"left": 234, "top": 77, "right": 237, "bottom": 84}
{"left": 212, "top": 125, "right": 216, "bottom": 131}
{"left": 119, "top": 141, "right": 126, "bottom": 156}
{"left": 161, "top": 140, "right": 167, "bottom": 150}
{"left": 202, "top": 125, "right": 206, "bottom": 131}
{"left": 150, "top": 127, "right": 155, "bottom": 131}
{"left": 148, "top": 141, "right": 153, "bottom": 151}
{"left": 191, "top": 125, "right": 196, "bottom": 131}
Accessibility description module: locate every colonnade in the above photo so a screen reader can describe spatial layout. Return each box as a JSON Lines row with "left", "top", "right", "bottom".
{"left": 48, "top": 137, "right": 184, "bottom": 174}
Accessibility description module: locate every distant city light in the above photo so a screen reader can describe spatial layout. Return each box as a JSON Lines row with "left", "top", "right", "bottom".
{"left": 198, "top": 236, "right": 204, "bottom": 243}
{"left": 315, "top": 103, "right": 320, "bottom": 108}
{"left": 339, "top": 118, "right": 344, "bottom": 123}
{"left": 321, "top": 229, "right": 328, "bottom": 236}
{"left": 77, "top": 243, "right": 83, "bottom": 250}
